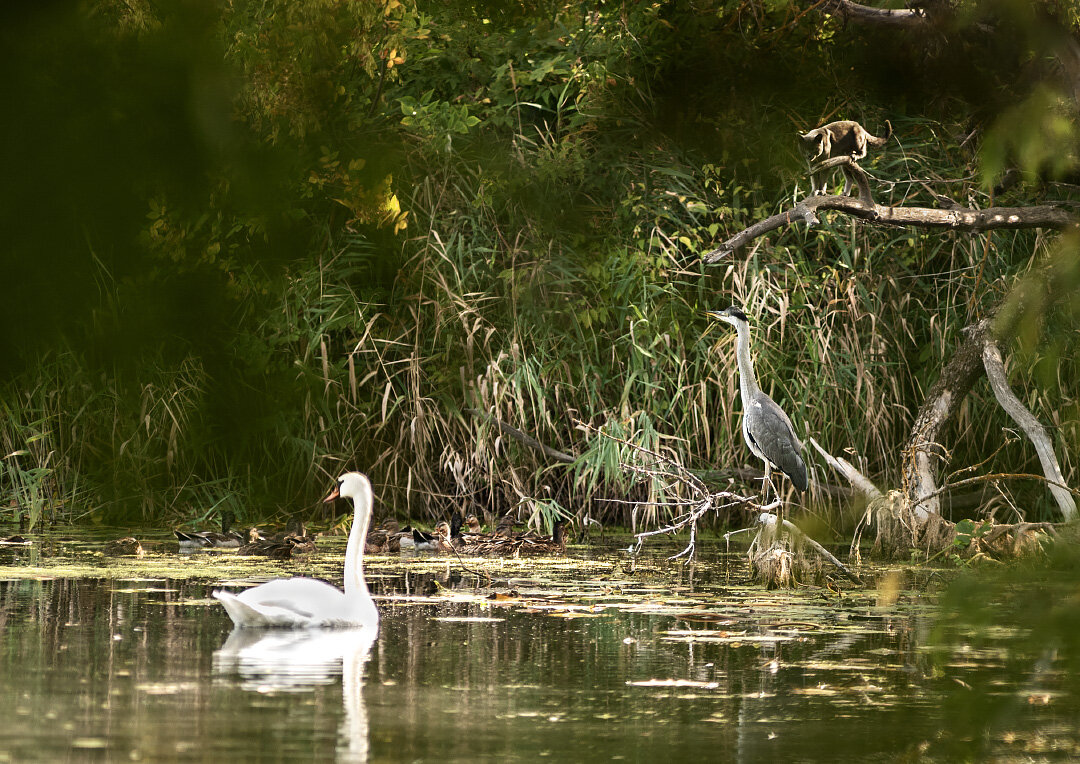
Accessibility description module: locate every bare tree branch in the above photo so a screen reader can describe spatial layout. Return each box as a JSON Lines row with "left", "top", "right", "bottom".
{"left": 466, "top": 408, "right": 575, "bottom": 464}
{"left": 703, "top": 195, "right": 1076, "bottom": 263}
{"left": 901, "top": 318, "right": 993, "bottom": 518}
{"left": 809, "top": 437, "right": 882, "bottom": 500}
{"left": 819, "top": 0, "right": 929, "bottom": 29}
{"left": 982, "top": 341, "right": 1077, "bottom": 520}
{"left": 576, "top": 422, "right": 861, "bottom": 582}
{"left": 817, "top": 0, "right": 996, "bottom": 34}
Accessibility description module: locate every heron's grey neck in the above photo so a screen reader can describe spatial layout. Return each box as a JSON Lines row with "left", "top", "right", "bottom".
{"left": 732, "top": 321, "right": 760, "bottom": 406}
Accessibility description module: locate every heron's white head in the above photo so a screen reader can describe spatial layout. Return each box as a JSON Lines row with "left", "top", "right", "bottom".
{"left": 707, "top": 306, "right": 750, "bottom": 330}
{"left": 324, "top": 472, "right": 373, "bottom": 504}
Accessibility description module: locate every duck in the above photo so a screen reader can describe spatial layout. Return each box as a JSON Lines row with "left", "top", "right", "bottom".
{"left": 494, "top": 512, "right": 521, "bottom": 538}
{"left": 237, "top": 529, "right": 317, "bottom": 559}
{"left": 520, "top": 519, "right": 568, "bottom": 555}
{"left": 213, "top": 472, "right": 380, "bottom": 629}
{"left": 365, "top": 519, "right": 402, "bottom": 555}
{"left": 236, "top": 536, "right": 287, "bottom": 558}
{"left": 104, "top": 537, "right": 145, "bottom": 556}
{"left": 246, "top": 518, "right": 308, "bottom": 544}
{"left": 412, "top": 521, "right": 453, "bottom": 553}
{"left": 458, "top": 520, "right": 568, "bottom": 557}
{"left": 175, "top": 512, "right": 244, "bottom": 549}
{"left": 396, "top": 525, "right": 416, "bottom": 550}
{"left": 464, "top": 514, "right": 483, "bottom": 534}
{"left": 284, "top": 533, "right": 318, "bottom": 556}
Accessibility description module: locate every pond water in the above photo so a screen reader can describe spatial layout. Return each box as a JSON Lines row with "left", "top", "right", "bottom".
{"left": 0, "top": 531, "right": 1076, "bottom": 762}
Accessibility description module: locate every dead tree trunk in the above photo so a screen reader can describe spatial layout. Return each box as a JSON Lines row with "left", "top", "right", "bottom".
{"left": 898, "top": 313, "right": 1075, "bottom": 521}
{"left": 982, "top": 340, "right": 1077, "bottom": 519}
{"left": 901, "top": 318, "right": 993, "bottom": 518}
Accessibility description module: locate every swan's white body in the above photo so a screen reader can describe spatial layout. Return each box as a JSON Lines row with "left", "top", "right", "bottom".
{"left": 213, "top": 472, "right": 380, "bottom": 629}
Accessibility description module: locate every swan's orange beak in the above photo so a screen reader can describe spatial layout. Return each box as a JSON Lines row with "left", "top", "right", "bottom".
{"left": 324, "top": 486, "right": 341, "bottom": 503}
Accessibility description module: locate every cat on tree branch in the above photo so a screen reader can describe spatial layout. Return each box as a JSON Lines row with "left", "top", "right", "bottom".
{"left": 702, "top": 125, "right": 1077, "bottom": 263}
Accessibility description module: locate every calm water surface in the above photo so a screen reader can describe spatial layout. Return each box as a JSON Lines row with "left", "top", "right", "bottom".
{"left": 0, "top": 531, "right": 1064, "bottom": 762}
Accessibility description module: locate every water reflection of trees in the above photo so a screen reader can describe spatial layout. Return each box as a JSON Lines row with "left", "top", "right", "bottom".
{"left": 358, "top": 567, "right": 937, "bottom": 760}
{"left": 4, "top": 562, "right": 1072, "bottom": 760}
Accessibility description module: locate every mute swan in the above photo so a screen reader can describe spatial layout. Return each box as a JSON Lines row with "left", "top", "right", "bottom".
{"left": 213, "top": 626, "right": 376, "bottom": 759}
{"left": 213, "top": 472, "right": 380, "bottom": 629}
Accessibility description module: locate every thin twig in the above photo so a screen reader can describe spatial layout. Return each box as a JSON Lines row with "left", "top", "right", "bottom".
{"left": 921, "top": 471, "right": 1080, "bottom": 504}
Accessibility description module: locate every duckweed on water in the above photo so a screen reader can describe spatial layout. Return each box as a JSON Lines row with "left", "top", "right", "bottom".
{"left": 2, "top": 527, "right": 1079, "bottom": 761}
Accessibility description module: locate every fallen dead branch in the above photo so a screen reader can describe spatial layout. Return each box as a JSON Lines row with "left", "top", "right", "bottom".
{"left": 466, "top": 408, "right": 575, "bottom": 464}
{"left": 754, "top": 513, "right": 862, "bottom": 585}
{"left": 579, "top": 421, "right": 861, "bottom": 586}
{"left": 809, "top": 437, "right": 882, "bottom": 501}
{"left": 810, "top": 437, "right": 1066, "bottom": 563}
{"left": 703, "top": 193, "right": 1074, "bottom": 262}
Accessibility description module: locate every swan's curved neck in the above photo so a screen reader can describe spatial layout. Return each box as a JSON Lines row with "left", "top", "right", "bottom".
{"left": 732, "top": 320, "right": 760, "bottom": 407}
{"left": 343, "top": 485, "right": 373, "bottom": 600}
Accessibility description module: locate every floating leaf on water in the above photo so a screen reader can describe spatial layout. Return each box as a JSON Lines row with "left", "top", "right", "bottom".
{"left": 114, "top": 587, "right": 177, "bottom": 593}
{"left": 662, "top": 633, "right": 799, "bottom": 644}
{"left": 791, "top": 686, "right": 840, "bottom": 696}
{"left": 137, "top": 682, "right": 201, "bottom": 695}
{"left": 71, "top": 738, "right": 109, "bottom": 749}
{"left": 434, "top": 617, "right": 505, "bottom": 623}
{"left": 675, "top": 614, "right": 736, "bottom": 624}
{"left": 626, "top": 679, "right": 720, "bottom": 689}
{"left": 178, "top": 598, "right": 220, "bottom": 606}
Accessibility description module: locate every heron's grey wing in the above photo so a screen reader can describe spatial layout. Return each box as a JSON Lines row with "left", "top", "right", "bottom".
{"left": 746, "top": 392, "right": 808, "bottom": 491}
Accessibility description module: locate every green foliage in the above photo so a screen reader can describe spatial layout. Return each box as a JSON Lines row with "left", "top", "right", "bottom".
{"left": 0, "top": 0, "right": 1077, "bottom": 528}
{"left": 981, "top": 85, "right": 1080, "bottom": 188}
{"left": 399, "top": 92, "right": 482, "bottom": 144}
{"left": 947, "top": 518, "right": 994, "bottom": 565}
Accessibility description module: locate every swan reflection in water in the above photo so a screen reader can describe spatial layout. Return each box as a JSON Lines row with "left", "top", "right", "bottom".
{"left": 213, "top": 626, "right": 378, "bottom": 762}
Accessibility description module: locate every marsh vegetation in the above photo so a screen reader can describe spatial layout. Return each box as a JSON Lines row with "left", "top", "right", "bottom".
{"left": 3, "top": 0, "right": 1076, "bottom": 543}
{"left": 2, "top": 0, "right": 1080, "bottom": 755}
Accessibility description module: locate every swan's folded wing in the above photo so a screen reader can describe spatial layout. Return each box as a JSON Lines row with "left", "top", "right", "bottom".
{"left": 213, "top": 590, "right": 304, "bottom": 627}
{"left": 214, "top": 578, "right": 349, "bottom": 628}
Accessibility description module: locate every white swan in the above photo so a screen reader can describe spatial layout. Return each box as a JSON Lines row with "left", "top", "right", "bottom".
{"left": 213, "top": 472, "right": 380, "bottom": 629}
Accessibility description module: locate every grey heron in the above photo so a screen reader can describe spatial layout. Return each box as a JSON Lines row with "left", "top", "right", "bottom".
{"left": 708, "top": 307, "right": 808, "bottom": 500}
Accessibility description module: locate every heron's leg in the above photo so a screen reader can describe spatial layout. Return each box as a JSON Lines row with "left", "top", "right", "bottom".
{"left": 762, "top": 463, "right": 784, "bottom": 537}
{"left": 761, "top": 463, "right": 782, "bottom": 542}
